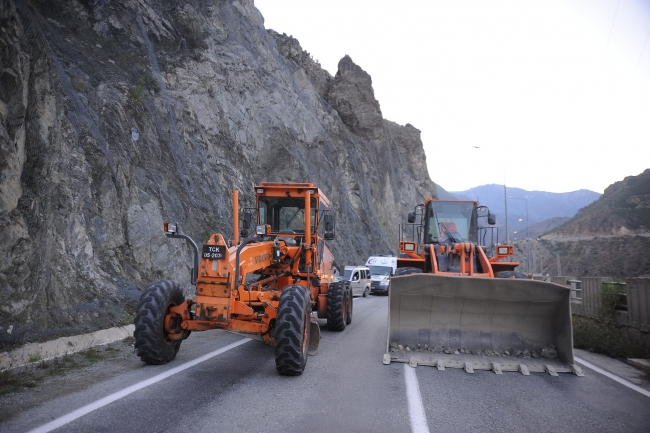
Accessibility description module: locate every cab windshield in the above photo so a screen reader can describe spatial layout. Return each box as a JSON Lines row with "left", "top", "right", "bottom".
{"left": 424, "top": 201, "right": 478, "bottom": 244}
{"left": 368, "top": 266, "right": 392, "bottom": 276}
{"left": 258, "top": 197, "right": 317, "bottom": 234}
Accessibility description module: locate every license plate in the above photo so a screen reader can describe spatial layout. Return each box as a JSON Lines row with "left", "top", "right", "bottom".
{"left": 202, "top": 245, "right": 226, "bottom": 260}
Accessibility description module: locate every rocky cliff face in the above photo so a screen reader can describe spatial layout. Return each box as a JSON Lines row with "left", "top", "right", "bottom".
{"left": 543, "top": 169, "right": 650, "bottom": 238}
{"left": 0, "top": 0, "right": 436, "bottom": 348}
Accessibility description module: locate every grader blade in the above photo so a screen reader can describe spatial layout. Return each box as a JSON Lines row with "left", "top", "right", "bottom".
{"left": 385, "top": 274, "right": 582, "bottom": 376}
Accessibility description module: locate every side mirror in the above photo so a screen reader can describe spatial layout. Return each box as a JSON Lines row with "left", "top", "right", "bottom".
{"left": 241, "top": 212, "right": 252, "bottom": 237}
{"left": 407, "top": 211, "right": 416, "bottom": 223}
{"left": 242, "top": 212, "right": 252, "bottom": 229}
{"left": 324, "top": 214, "right": 335, "bottom": 240}
{"left": 488, "top": 212, "right": 496, "bottom": 225}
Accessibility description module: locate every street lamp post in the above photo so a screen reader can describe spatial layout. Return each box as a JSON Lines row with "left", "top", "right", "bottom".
{"left": 508, "top": 196, "right": 530, "bottom": 274}
{"left": 503, "top": 184, "right": 509, "bottom": 244}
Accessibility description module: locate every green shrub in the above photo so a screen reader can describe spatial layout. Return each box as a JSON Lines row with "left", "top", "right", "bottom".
{"left": 572, "top": 316, "right": 649, "bottom": 359}
{"left": 599, "top": 282, "right": 626, "bottom": 318}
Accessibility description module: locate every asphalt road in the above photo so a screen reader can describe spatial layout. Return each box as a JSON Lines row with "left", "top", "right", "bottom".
{"left": 3, "top": 296, "right": 650, "bottom": 433}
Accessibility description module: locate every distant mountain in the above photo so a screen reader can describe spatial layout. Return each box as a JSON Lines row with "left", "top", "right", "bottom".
{"left": 449, "top": 184, "right": 601, "bottom": 242}
{"left": 508, "top": 170, "right": 650, "bottom": 279}
{"left": 543, "top": 169, "right": 650, "bottom": 238}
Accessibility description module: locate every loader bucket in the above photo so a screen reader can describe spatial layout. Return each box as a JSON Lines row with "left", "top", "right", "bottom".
{"left": 384, "top": 274, "right": 582, "bottom": 376}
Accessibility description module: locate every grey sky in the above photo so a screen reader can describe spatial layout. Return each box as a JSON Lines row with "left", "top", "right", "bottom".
{"left": 255, "top": 0, "right": 650, "bottom": 193}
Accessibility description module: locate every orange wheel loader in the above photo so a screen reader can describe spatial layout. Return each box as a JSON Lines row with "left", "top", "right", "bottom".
{"left": 384, "top": 198, "right": 582, "bottom": 376}
{"left": 133, "top": 183, "right": 352, "bottom": 376}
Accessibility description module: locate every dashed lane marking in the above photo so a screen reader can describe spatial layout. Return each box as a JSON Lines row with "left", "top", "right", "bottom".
{"left": 404, "top": 363, "right": 431, "bottom": 433}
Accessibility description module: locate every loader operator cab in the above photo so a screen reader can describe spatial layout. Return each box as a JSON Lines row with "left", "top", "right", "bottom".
{"left": 402, "top": 199, "right": 500, "bottom": 274}
{"left": 423, "top": 201, "right": 478, "bottom": 245}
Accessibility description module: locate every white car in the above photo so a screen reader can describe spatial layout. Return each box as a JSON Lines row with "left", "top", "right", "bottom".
{"left": 342, "top": 266, "right": 371, "bottom": 297}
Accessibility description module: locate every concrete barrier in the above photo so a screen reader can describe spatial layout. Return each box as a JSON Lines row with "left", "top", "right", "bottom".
{"left": 0, "top": 325, "right": 135, "bottom": 371}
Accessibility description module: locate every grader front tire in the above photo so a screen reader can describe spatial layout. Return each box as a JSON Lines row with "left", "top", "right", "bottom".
{"left": 274, "top": 285, "right": 312, "bottom": 376}
{"left": 134, "top": 280, "right": 185, "bottom": 365}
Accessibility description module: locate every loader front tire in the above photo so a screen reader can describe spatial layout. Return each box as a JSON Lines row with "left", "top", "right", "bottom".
{"left": 326, "top": 281, "right": 347, "bottom": 331}
{"left": 134, "top": 280, "right": 185, "bottom": 365}
{"left": 275, "top": 285, "right": 311, "bottom": 376}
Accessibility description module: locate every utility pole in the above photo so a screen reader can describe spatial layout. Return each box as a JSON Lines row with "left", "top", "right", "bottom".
{"left": 532, "top": 250, "right": 536, "bottom": 275}
{"left": 508, "top": 196, "right": 530, "bottom": 273}
{"left": 504, "top": 184, "right": 509, "bottom": 244}
{"left": 556, "top": 252, "right": 562, "bottom": 276}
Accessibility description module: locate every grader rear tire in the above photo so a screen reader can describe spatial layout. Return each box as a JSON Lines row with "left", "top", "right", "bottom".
{"left": 275, "top": 285, "right": 311, "bottom": 376}
{"left": 326, "top": 281, "right": 347, "bottom": 331}
{"left": 134, "top": 280, "right": 185, "bottom": 365}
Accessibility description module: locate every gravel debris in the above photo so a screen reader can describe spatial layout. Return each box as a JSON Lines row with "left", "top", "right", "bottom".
{"left": 541, "top": 345, "right": 558, "bottom": 359}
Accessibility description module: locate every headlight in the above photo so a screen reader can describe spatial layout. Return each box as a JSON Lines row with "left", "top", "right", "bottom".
{"left": 256, "top": 224, "right": 270, "bottom": 235}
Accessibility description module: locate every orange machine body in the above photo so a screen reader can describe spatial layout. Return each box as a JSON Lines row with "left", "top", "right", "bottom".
{"left": 164, "top": 183, "right": 337, "bottom": 345}
{"left": 397, "top": 197, "right": 519, "bottom": 277}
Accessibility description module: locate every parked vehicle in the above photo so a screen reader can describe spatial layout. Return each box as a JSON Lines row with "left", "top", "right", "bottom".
{"left": 365, "top": 255, "right": 397, "bottom": 295}
{"left": 343, "top": 266, "right": 371, "bottom": 297}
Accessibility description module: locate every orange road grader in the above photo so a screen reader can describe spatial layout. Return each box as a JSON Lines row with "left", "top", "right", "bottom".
{"left": 134, "top": 183, "right": 352, "bottom": 376}
{"left": 384, "top": 197, "right": 583, "bottom": 376}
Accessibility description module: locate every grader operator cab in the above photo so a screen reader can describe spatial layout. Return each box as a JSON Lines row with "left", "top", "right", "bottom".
{"left": 134, "top": 183, "right": 353, "bottom": 376}
{"left": 384, "top": 198, "right": 582, "bottom": 376}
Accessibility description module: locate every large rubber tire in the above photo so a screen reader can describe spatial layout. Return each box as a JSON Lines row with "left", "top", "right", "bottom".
{"left": 394, "top": 267, "right": 423, "bottom": 276}
{"left": 346, "top": 283, "right": 353, "bottom": 325}
{"left": 326, "top": 281, "right": 347, "bottom": 331}
{"left": 274, "top": 285, "right": 311, "bottom": 376}
{"left": 495, "top": 271, "right": 530, "bottom": 279}
{"left": 134, "top": 280, "right": 185, "bottom": 365}
{"left": 362, "top": 285, "right": 369, "bottom": 297}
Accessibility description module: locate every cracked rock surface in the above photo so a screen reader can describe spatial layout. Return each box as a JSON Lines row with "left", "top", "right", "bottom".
{"left": 0, "top": 0, "right": 437, "bottom": 348}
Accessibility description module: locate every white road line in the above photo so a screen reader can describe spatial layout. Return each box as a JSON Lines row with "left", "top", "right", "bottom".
{"left": 28, "top": 339, "right": 251, "bottom": 433}
{"left": 404, "top": 364, "right": 430, "bottom": 433}
{"left": 575, "top": 356, "right": 650, "bottom": 399}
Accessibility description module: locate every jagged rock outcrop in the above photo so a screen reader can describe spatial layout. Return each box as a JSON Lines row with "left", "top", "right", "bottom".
{"left": 0, "top": 0, "right": 436, "bottom": 349}
{"left": 327, "top": 55, "right": 385, "bottom": 143}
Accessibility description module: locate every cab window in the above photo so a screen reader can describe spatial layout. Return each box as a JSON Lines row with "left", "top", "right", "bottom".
{"left": 258, "top": 197, "right": 317, "bottom": 234}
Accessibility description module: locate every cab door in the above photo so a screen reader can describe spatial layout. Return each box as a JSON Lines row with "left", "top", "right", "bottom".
{"left": 350, "top": 270, "right": 361, "bottom": 296}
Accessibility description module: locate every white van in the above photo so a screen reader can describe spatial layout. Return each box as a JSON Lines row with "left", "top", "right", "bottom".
{"left": 342, "top": 266, "right": 372, "bottom": 297}
{"left": 365, "top": 256, "right": 397, "bottom": 295}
